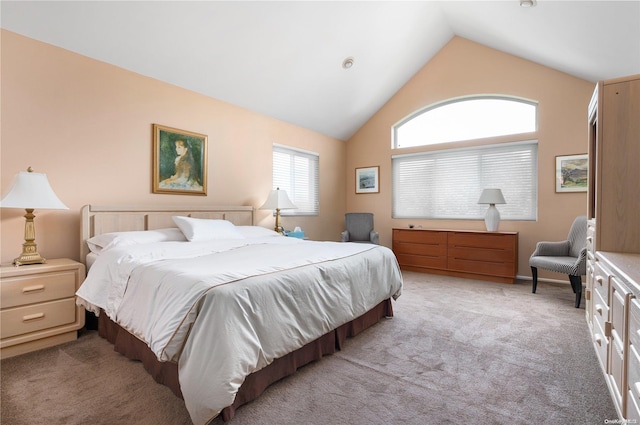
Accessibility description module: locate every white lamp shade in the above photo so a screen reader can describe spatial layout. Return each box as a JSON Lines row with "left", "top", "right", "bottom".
{"left": 477, "top": 188, "right": 506, "bottom": 205}
{"left": 0, "top": 171, "right": 68, "bottom": 210}
{"left": 259, "top": 188, "right": 297, "bottom": 210}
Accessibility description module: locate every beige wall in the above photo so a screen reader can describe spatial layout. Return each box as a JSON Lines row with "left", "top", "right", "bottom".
{"left": 346, "top": 37, "right": 595, "bottom": 279}
{"left": 1, "top": 32, "right": 596, "bottom": 281}
{"left": 0, "top": 30, "right": 346, "bottom": 264}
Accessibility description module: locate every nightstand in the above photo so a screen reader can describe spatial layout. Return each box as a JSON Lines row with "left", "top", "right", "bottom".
{"left": 1, "top": 258, "right": 86, "bottom": 359}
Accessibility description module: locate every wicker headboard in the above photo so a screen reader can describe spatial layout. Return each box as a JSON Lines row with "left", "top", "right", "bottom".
{"left": 80, "top": 204, "right": 254, "bottom": 264}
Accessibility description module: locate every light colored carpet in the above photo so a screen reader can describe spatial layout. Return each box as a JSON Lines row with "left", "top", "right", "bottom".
{"left": 1, "top": 271, "right": 617, "bottom": 424}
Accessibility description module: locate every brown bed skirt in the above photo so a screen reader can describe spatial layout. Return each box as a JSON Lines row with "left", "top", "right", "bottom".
{"left": 98, "top": 299, "right": 393, "bottom": 422}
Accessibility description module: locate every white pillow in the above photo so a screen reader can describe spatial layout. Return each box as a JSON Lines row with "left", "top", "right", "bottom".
{"left": 86, "top": 228, "right": 187, "bottom": 253}
{"left": 236, "top": 226, "right": 280, "bottom": 238}
{"left": 172, "top": 216, "right": 245, "bottom": 242}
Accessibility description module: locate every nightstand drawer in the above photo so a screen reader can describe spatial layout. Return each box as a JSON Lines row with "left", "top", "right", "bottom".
{"left": 1, "top": 270, "right": 77, "bottom": 309}
{"left": 1, "top": 298, "right": 76, "bottom": 339}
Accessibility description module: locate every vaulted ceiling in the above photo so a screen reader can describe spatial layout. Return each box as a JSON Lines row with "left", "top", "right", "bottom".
{"left": 2, "top": 1, "right": 639, "bottom": 140}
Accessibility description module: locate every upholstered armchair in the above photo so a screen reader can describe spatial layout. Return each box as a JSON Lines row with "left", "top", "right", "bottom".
{"left": 529, "top": 215, "right": 588, "bottom": 308}
{"left": 341, "top": 213, "right": 379, "bottom": 244}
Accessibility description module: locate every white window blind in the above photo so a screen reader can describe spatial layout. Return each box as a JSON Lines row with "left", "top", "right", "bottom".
{"left": 273, "top": 144, "right": 319, "bottom": 215}
{"left": 392, "top": 141, "right": 537, "bottom": 220}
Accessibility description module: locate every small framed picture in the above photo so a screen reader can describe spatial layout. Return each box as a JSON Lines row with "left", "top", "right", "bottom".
{"left": 355, "top": 166, "right": 380, "bottom": 194}
{"left": 152, "top": 124, "right": 208, "bottom": 195}
{"left": 555, "top": 153, "right": 588, "bottom": 193}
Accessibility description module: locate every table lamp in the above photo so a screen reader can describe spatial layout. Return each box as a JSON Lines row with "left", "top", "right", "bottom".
{"left": 0, "top": 167, "right": 69, "bottom": 266}
{"left": 477, "top": 188, "right": 506, "bottom": 232}
{"left": 259, "top": 187, "right": 297, "bottom": 233}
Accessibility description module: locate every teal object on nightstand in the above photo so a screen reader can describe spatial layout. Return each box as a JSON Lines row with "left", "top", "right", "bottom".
{"left": 287, "top": 231, "right": 305, "bottom": 239}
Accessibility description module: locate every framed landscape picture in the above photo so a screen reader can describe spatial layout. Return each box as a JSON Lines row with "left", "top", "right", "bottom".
{"left": 152, "top": 124, "right": 208, "bottom": 195}
{"left": 555, "top": 153, "right": 588, "bottom": 193}
{"left": 355, "top": 166, "right": 380, "bottom": 194}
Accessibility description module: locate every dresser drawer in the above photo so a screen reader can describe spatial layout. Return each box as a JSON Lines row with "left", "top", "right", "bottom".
{"left": 629, "top": 344, "right": 640, "bottom": 400}
{"left": 447, "top": 245, "right": 515, "bottom": 264}
{"left": 631, "top": 300, "right": 640, "bottom": 350}
{"left": 592, "top": 315, "right": 609, "bottom": 373}
{"left": 1, "top": 298, "right": 77, "bottom": 339}
{"left": 392, "top": 229, "right": 447, "bottom": 245}
{"left": 1, "top": 270, "right": 77, "bottom": 309}
{"left": 628, "top": 390, "right": 640, "bottom": 423}
{"left": 587, "top": 251, "right": 596, "bottom": 273}
{"left": 393, "top": 240, "right": 447, "bottom": 257}
{"left": 394, "top": 253, "right": 447, "bottom": 269}
{"left": 448, "top": 232, "right": 516, "bottom": 251}
{"left": 610, "top": 338, "right": 625, "bottom": 405}
{"left": 586, "top": 221, "right": 595, "bottom": 255}
{"left": 593, "top": 266, "right": 609, "bottom": 305}
{"left": 611, "top": 275, "right": 633, "bottom": 344}
{"left": 593, "top": 288, "right": 609, "bottom": 331}
{"left": 447, "top": 257, "right": 515, "bottom": 277}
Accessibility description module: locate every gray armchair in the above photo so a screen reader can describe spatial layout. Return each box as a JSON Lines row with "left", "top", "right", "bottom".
{"left": 529, "top": 215, "right": 587, "bottom": 308}
{"left": 341, "top": 213, "right": 379, "bottom": 244}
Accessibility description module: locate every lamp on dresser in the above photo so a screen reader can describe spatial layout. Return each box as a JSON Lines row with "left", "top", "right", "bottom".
{"left": 0, "top": 167, "right": 68, "bottom": 266}
{"left": 478, "top": 188, "right": 506, "bottom": 232}
{"left": 260, "top": 187, "right": 297, "bottom": 234}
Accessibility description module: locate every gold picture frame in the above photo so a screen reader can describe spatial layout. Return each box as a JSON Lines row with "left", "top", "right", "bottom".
{"left": 152, "top": 124, "right": 208, "bottom": 195}
{"left": 355, "top": 166, "right": 380, "bottom": 194}
{"left": 555, "top": 153, "right": 588, "bottom": 193}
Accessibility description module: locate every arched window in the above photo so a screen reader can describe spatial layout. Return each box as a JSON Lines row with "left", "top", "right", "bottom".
{"left": 391, "top": 95, "right": 538, "bottom": 220}
{"left": 393, "top": 96, "right": 537, "bottom": 148}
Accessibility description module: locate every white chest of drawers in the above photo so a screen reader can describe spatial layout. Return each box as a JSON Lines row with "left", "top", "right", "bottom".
{"left": 589, "top": 252, "right": 640, "bottom": 419}
{"left": 1, "top": 258, "right": 85, "bottom": 358}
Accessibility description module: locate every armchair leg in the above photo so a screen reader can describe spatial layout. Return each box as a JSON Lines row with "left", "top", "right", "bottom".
{"left": 531, "top": 267, "right": 538, "bottom": 293}
{"left": 569, "top": 275, "right": 582, "bottom": 308}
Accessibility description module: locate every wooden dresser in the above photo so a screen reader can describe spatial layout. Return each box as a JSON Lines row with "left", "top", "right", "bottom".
{"left": 392, "top": 228, "right": 518, "bottom": 284}
{"left": 1, "top": 258, "right": 86, "bottom": 359}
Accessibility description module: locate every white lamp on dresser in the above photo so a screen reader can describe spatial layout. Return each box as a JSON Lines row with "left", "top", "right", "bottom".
{"left": 478, "top": 188, "right": 506, "bottom": 232}
{"left": 0, "top": 167, "right": 68, "bottom": 266}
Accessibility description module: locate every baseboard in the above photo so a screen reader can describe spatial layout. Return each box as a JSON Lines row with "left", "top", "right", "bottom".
{"left": 516, "top": 275, "right": 573, "bottom": 286}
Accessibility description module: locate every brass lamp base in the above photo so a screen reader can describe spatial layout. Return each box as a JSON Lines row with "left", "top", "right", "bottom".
{"left": 14, "top": 254, "right": 47, "bottom": 266}
{"left": 13, "top": 243, "right": 47, "bottom": 266}
{"left": 273, "top": 208, "right": 286, "bottom": 234}
{"left": 13, "top": 208, "right": 47, "bottom": 266}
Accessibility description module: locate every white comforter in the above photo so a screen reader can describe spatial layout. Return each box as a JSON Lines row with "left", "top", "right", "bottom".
{"left": 76, "top": 236, "right": 402, "bottom": 424}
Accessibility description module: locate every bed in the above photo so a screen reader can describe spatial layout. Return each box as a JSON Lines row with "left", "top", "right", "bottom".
{"left": 76, "top": 205, "right": 403, "bottom": 424}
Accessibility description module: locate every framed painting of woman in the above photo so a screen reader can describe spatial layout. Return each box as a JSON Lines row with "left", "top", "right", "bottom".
{"left": 152, "top": 124, "right": 208, "bottom": 195}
